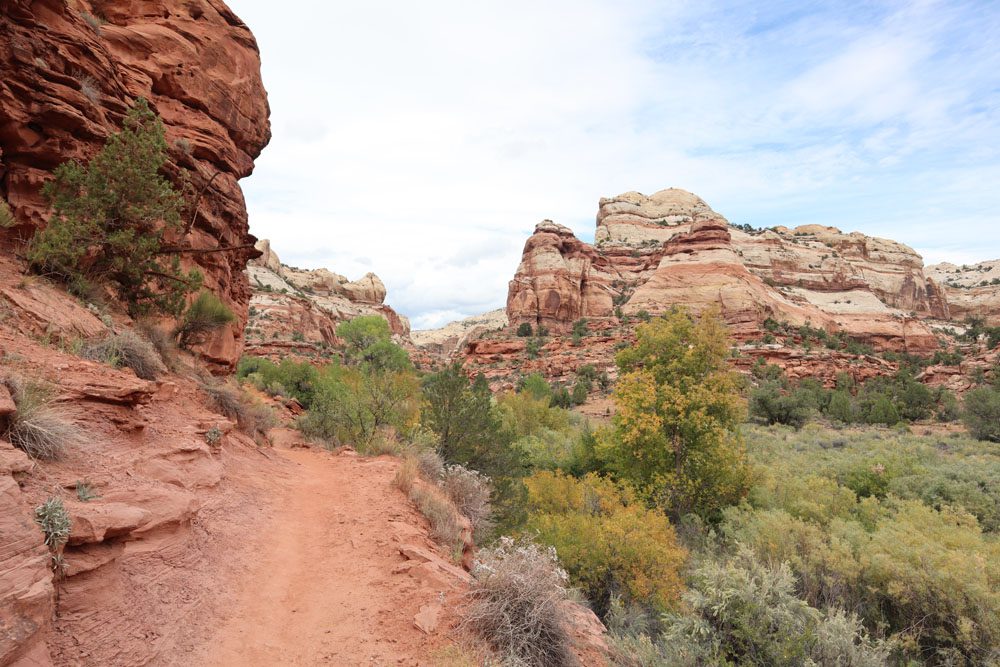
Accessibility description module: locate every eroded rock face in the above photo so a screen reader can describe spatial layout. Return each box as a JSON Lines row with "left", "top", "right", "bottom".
{"left": 507, "top": 188, "right": 943, "bottom": 353}
{"left": 927, "top": 260, "right": 1000, "bottom": 325}
{"left": 0, "top": 0, "right": 271, "bottom": 369}
{"left": 244, "top": 240, "right": 409, "bottom": 356}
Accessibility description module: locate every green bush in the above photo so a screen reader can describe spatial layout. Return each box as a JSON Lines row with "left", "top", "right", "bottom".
{"left": 175, "top": 291, "right": 235, "bottom": 348}
{"left": 516, "top": 322, "right": 533, "bottom": 337}
{"left": 963, "top": 387, "right": 1000, "bottom": 442}
{"left": 28, "top": 98, "right": 202, "bottom": 316}
{"left": 749, "top": 382, "right": 810, "bottom": 428}
{"left": 35, "top": 497, "right": 71, "bottom": 549}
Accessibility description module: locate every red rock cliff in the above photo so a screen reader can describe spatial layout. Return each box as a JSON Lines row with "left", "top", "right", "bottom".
{"left": 0, "top": 0, "right": 271, "bottom": 368}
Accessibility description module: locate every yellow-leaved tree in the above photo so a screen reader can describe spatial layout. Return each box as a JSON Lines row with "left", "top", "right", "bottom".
{"left": 598, "top": 306, "right": 751, "bottom": 521}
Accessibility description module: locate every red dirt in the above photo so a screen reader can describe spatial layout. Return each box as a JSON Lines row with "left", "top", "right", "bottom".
{"left": 185, "top": 446, "right": 465, "bottom": 667}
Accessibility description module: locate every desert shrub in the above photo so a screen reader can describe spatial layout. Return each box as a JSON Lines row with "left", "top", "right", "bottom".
{"left": 175, "top": 291, "right": 235, "bottom": 348}
{"left": 28, "top": 98, "right": 202, "bottom": 316}
{"left": 440, "top": 464, "right": 493, "bottom": 539}
{"left": 204, "top": 426, "right": 222, "bottom": 446}
{"left": 462, "top": 537, "right": 576, "bottom": 667}
{"left": 963, "top": 386, "right": 1000, "bottom": 442}
{"left": 517, "top": 322, "right": 533, "bottom": 337}
{"left": 201, "top": 382, "right": 275, "bottom": 440}
{"left": 136, "top": 320, "right": 179, "bottom": 371}
{"left": 337, "top": 315, "right": 411, "bottom": 372}
{"left": 655, "top": 549, "right": 888, "bottom": 667}
{"left": 81, "top": 329, "right": 164, "bottom": 380}
{"left": 300, "top": 364, "right": 419, "bottom": 451}
{"left": 524, "top": 471, "right": 686, "bottom": 614}
{"left": 749, "top": 382, "right": 810, "bottom": 428}
{"left": 571, "top": 381, "right": 589, "bottom": 405}
{"left": 75, "top": 480, "right": 99, "bottom": 502}
{"left": 0, "top": 199, "right": 14, "bottom": 227}
{"left": 518, "top": 372, "right": 552, "bottom": 402}
{"left": 393, "top": 455, "right": 419, "bottom": 493}
{"left": 409, "top": 484, "right": 465, "bottom": 551}
{"left": 35, "top": 497, "right": 71, "bottom": 549}
{"left": 934, "top": 388, "right": 960, "bottom": 422}
{"left": 525, "top": 336, "right": 542, "bottom": 359}
{"left": 415, "top": 447, "right": 445, "bottom": 481}
{"left": 1, "top": 377, "right": 81, "bottom": 459}
{"left": 239, "top": 356, "right": 319, "bottom": 407}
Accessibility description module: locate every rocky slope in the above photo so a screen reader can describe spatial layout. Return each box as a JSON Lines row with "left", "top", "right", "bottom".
{"left": 507, "top": 188, "right": 945, "bottom": 354}
{"left": 410, "top": 309, "right": 508, "bottom": 356}
{"left": 244, "top": 240, "right": 409, "bottom": 359}
{"left": 0, "top": 0, "right": 271, "bottom": 369}
{"left": 927, "top": 260, "right": 1000, "bottom": 325}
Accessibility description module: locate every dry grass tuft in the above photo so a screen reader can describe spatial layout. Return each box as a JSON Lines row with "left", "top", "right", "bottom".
{"left": 82, "top": 329, "right": 164, "bottom": 380}
{"left": 440, "top": 464, "right": 493, "bottom": 539}
{"left": 135, "top": 320, "right": 180, "bottom": 372}
{"left": 409, "top": 484, "right": 465, "bottom": 550}
{"left": 202, "top": 382, "right": 276, "bottom": 441}
{"left": 1, "top": 377, "right": 81, "bottom": 460}
{"left": 462, "top": 537, "right": 577, "bottom": 667}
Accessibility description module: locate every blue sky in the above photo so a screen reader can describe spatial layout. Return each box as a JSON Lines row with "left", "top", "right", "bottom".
{"left": 231, "top": 0, "right": 1000, "bottom": 329}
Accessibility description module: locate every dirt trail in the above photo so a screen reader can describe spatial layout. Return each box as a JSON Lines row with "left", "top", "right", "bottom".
{"left": 193, "top": 446, "right": 464, "bottom": 666}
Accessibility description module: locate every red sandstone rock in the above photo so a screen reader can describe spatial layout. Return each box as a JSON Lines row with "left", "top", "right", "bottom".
{"left": 0, "top": 0, "right": 271, "bottom": 369}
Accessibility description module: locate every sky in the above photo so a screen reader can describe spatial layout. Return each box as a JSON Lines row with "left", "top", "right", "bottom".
{"left": 230, "top": 0, "right": 1000, "bottom": 330}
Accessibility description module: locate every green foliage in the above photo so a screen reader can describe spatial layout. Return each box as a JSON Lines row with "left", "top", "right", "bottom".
{"left": 599, "top": 307, "right": 751, "bottom": 521}
{"left": 75, "top": 480, "right": 100, "bottom": 502}
{"left": 174, "top": 291, "right": 235, "bottom": 348}
{"left": 517, "top": 372, "right": 551, "bottom": 402}
{"left": 422, "top": 364, "right": 525, "bottom": 530}
{"left": 300, "top": 364, "right": 419, "bottom": 451}
{"left": 35, "top": 497, "right": 71, "bottom": 549}
{"left": 653, "top": 549, "right": 888, "bottom": 667}
{"left": 524, "top": 471, "right": 686, "bottom": 614}
{"left": 336, "top": 315, "right": 410, "bottom": 372}
{"left": 29, "top": 98, "right": 202, "bottom": 316}
{"left": 525, "top": 336, "right": 542, "bottom": 359}
{"left": 749, "top": 382, "right": 810, "bottom": 429}
{"left": 963, "top": 386, "right": 1000, "bottom": 442}
{"left": 238, "top": 356, "right": 319, "bottom": 407}
{"left": 516, "top": 322, "right": 533, "bottom": 337}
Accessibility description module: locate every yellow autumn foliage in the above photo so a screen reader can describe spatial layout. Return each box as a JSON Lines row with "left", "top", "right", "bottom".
{"left": 523, "top": 470, "right": 686, "bottom": 613}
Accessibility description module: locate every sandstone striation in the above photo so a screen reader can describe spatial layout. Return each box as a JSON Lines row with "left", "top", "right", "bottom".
{"left": 927, "top": 260, "right": 1000, "bottom": 325}
{"left": 244, "top": 239, "right": 409, "bottom": 356}
{"left": 0, "top": 0, "right": 271, "bottom": 369}
{"left": 507, "top": 188, "right": 942, "bottom": 354}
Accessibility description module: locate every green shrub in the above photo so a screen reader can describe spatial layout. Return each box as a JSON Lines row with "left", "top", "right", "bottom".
{"left": 655, "top": 549, "right": 888, "bottom": 667}
{"left": 1, "top": 377, "right": 81, "bottom": 459}
{"left": 963, "top": 387, "right": 1000, "bottom": 442}
{"left": 75, "top": 480, "right": 99, "bottom": 502}
{"left": 81, "top": 329, "right": 164, "bottom": 380}
{"left": 516, "top": 322, "right": 533, "bottom": 337}
{"left": 35, "top": 497, "right": 71, "bottom": 549}
{"left": 28, "top": 98, "right": 202, "bottom": 316}
{"left": 440, "top": 464, "right": 493, "bottom": 540}
{"left": 749, "top": 382, "right": 810, "bottom": 428}
{"left": 462, "top": 537, "right": 576, "bottom": 667}
{"left": 175, "top": 291, "right": 235, "bottom": 348}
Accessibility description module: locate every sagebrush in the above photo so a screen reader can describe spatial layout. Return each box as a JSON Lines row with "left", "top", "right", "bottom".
{"left": 1, "top": 376, "right": 81, "bottom": 459}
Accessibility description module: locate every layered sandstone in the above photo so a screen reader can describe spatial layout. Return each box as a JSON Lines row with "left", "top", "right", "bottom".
{"left": 507, "top": 188, "right": 942, "bottom": 354}
{"left": 0, "top": 0, "right": 271, "bottom": 368}
{"left": 927, "top": 260, "right": 1000, "bottom": 325}
{"left": 245, "top": 240, "right": 409, "bottom": 356}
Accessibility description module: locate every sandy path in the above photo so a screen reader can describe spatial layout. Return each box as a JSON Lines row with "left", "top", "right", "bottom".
{"left": 199, "top": 447, "right": 459, "bottom": 666}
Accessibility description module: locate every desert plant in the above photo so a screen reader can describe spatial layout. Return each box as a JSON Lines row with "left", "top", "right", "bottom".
{"left": 393, "top": 455, "right": 420, "bottom": 494}
{"left": 1, "top": 377, "right": 81, "bottom": 460}
{"left": 79, "top": 10, "right": 104, "bottom": 35}
{"left": 409, "top": 484, "right": 465, "bottom": 551}
{"left": 0, "top": 199, "right": 14, "bottom": 227}
{"left": 440, "top": 464, "right": 493, "bottom": 539}
{"left": 136, "top": 320, "right": 180, "bottom": 371}
{"left": 29, "top": 98, "right": 202, "bottom": 316}
{"left": 204, "top": 426, "right": 223, "bottom": 446}
{"left": 81, "top": 329, "right": 164, "bottom": 380}
{"left": 35, "top": 497, "right": 71, "bottom": 549}
{"left": 517, "top": 322, "right": 533, "bottom": 337}
{"left": 415, "top": 447, "right": 445, "bottom": 481}
{"left": 963, "top": 386, "right": 1000, "bottom": 442}
{"left": 201, "top": 382, "right": 275, "bottom": 440}
{"left": 175, "top": 291, "right": 235, "bottom": 348}
{"left": 462, "top": 537, "right": 576, "bottom": 667}
{"left": 75, "top": 480, "right": 99, "bottom": 502}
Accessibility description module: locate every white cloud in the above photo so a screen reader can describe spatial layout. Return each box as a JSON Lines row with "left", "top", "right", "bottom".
{"left": 230, "top": 0, "right": 1000, "bottom": 329}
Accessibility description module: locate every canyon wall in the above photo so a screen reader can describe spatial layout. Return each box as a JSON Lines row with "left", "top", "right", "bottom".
{"left": 0, "top": 0, "right": 271, "bottom": 368}
{"left": 507, "top": 188, "right": 946, "bottom": 354}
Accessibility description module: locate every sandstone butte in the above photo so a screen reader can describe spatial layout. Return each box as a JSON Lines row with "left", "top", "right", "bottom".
{"left": 0, "top": 0, "right": 271, "bottom": 371}
{"left": 506, "top": 188, "right": 951, "bottom": 353}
